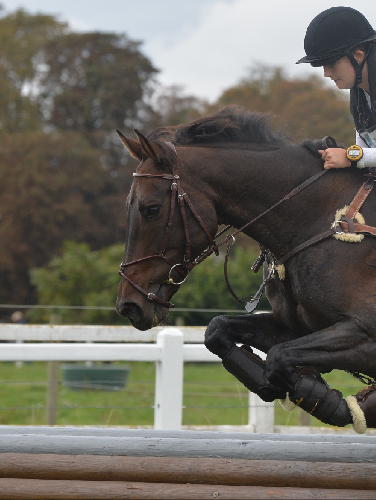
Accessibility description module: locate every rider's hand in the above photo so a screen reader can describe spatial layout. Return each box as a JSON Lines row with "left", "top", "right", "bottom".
{"left": 318, "top": 148, "right": 351, "bottom": 170}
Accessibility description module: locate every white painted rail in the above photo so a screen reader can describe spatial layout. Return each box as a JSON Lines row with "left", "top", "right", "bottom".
{"left": 0, "top": 324, "right": 273, "bottom": 432}
{"left": 0, "top": 324, "right": 207, "bottom": 343}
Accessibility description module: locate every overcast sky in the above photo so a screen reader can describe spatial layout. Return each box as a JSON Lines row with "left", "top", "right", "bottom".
{"left": 3, "top": 0, "right": 376, "bottom": 102}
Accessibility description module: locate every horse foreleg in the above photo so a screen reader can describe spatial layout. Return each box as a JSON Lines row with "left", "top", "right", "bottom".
{"left": 205, "top": 312, "right": 301, "bottom": 357}
{"left": 205, "top": 313, "right": 300, "bottom": 401}
{"left": 265, "top": 320, "right": 376, "bottom": 432}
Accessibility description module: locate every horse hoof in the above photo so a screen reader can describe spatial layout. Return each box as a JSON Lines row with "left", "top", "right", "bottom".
{"left": 346, "top": 384, "right": 376, "bottom": 434}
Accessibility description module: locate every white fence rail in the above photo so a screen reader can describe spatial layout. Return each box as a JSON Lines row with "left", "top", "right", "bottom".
{"left": 0, "top": 324, "right": 207, "bottom": 342}
{"left": 0, "top": 325, "right": 273, "bottom": 432}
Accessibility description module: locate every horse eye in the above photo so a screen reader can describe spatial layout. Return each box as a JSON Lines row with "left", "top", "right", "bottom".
{"left": 146, "top": 205, "right": 160, "bottom": 218}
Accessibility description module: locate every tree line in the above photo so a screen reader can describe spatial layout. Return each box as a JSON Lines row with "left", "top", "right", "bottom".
{"left": 0, "top": 6, "right": 355, "bottom": 321}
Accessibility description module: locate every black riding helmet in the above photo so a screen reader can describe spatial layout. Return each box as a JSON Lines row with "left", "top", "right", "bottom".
{"left": 296, "top": 7, "right": 376, "bottom": 86}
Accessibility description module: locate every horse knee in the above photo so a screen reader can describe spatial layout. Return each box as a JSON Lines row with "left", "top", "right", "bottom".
{"left": 265, "top": 343, "right": 295, "bottom": 389}
{"left": 205, "top": 316, "right": 234, "bottom": 359}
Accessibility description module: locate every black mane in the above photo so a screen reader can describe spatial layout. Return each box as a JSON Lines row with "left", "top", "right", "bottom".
{"left": 148, "top": 106, "right": 288, "bottom": 147}
{"left": 147, "top": 105, "right": 334, "bottom": 158}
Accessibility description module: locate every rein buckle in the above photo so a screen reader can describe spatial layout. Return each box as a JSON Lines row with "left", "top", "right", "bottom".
{"left": 331, "top": 220, "right": 344, "bottom": 235}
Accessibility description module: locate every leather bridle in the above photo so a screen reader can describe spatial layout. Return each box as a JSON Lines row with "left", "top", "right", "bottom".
{"left": 118, "top": 144, "right": 216, "bottom": 309}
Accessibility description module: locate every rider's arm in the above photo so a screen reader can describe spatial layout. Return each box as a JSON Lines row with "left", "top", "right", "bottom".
{"left": 356, "top": 131, "right": 376, "bottom": 168}
{"left": 319, "top": 131, "right": 376, "bottom": 169}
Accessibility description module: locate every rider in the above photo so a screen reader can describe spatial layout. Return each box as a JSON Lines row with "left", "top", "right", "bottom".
{"left": 296, "top": 6, "right": 376, "bottom": 170}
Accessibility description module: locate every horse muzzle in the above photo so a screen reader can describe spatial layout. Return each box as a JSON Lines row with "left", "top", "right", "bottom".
{"left": 116, "top": 282, "right": 174, "bottom": 330}
{"left": 116, "top": 298, "right": 156, "bottom": 330}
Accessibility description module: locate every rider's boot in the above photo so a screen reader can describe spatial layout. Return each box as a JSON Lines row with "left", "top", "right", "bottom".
{"left": 289, "top": 367, "right": 352, "bottom": 427}
{"left": 346, "top": 384, "right": 376, "bottom": 434}
{"left": 222, "top": 345, "right": 286, "bottom": 402}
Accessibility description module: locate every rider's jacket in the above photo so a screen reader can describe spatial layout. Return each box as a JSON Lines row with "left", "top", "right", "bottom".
{"left": 351, "top": 44, "right": 376, "bottom": 168}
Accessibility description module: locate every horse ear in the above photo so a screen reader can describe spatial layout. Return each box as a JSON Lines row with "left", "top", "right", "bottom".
{"left": 134, "top": 129, "right": 162, "bottom": 163}
{"left": 116, "top": 129, "right": 142, "bottom": 160}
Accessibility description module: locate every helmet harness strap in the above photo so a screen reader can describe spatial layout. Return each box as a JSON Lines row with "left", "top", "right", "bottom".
{"left": 346, "top": 43, "right": 373, "bottom": 87}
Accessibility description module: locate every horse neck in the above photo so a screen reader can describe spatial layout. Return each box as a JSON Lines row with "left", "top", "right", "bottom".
{"left": 178, "top": 144, "right": 342, "bottom": 259}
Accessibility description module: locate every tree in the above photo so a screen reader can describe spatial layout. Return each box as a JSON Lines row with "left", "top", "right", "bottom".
{"left": 36, "top": 30, "right": 159, "bottom": 175}
{"left": 0, "top": 8, "right": 159, "bottom": 311}
{"left": 0, "top": 131, "right": 129, "bottom": 306}
{"left": 37, "top": 32, "right": 158, "bottom": 135}
{"left": 29, "top": 241, "right": 125, "bottom": 324}
{"left": 0, "top": 8, "right": 65, "bottom": 132}
{"left": 151, "top": 85, "right": 208, "bottom": 127}
{"left": 213, "top": 66, "right": 355, "bottom": 146}
{"left": 0, "top": 8, "right": 158, "bottom": 136}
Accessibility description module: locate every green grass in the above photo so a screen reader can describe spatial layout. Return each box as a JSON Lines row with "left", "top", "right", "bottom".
{"left": 0, "top": 361, "right": 365, "bottom": 427}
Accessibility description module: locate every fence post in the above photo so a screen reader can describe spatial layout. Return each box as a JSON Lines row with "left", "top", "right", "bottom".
{"left": 46, "top": 361, "right": 59, "bottom": 426}
{"left": 46, "top": 316, "right": 61, "bottom": 426}
{"left": 248, "top": 392, "right": 275, "bottom": 433}
{"left": 154, "top": 328, "right": 183, "bottom": 430}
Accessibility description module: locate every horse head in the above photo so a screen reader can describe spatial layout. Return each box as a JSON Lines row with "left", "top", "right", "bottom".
{"left": 115, "top": 128, "right": 218, "bottom": 330}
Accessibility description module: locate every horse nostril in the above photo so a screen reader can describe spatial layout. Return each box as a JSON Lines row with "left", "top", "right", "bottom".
{"left": 116, "top": 299, "right": 138, "bottom": 318}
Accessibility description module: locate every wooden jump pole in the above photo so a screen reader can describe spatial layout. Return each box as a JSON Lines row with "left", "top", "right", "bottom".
{"left": 1, "top": 432, "right": 375, "bottom": 463}
{"left": 0, "top": 430, "right": 375, "bottom": 500}
{"left": 0, "top": 478, "right": 376, "bottom": 500}
{"left": 0, "top": 454, "right": 375, "bottom": 490}
{"left": 1, "top": 426, "right": 375, "bottom": 444}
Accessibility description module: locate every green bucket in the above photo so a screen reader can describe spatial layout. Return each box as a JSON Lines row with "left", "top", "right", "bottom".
{"left": 62, "top": 364, "right": 130, "bottom": 391}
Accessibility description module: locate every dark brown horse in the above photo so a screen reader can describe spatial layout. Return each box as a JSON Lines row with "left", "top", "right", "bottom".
{"left": 116, "top": 106, "right": 376, "bottom": 433}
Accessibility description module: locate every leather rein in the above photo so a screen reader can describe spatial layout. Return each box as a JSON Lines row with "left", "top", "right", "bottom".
{"left": 238, "top": 168, "right": 376, "bottom": 312}
{"left": 118, "top": 141, "right": 348, "bottom": 309}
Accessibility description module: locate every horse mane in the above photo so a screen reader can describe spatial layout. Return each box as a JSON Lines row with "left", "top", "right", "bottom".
{"left": 147, "top": 105, "right": 339, "bottom": 158}
{"left": 148, "top": 105, "right": 288, "bottom": 147}
{"left": 301, "top": 139, "right": 325, "bottom": 158}
{"left": 301, "top": 138, "right": 345, "bottom": 158}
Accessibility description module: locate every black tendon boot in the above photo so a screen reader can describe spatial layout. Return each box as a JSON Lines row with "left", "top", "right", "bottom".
{"left": 346, "top": 384, "right": 376, "bottom": 434}
{"left": 222, "top": 345, "right": 286, "bottom": 402}
{"left": 290, "top": 367, "right": 352, "bottom": 427}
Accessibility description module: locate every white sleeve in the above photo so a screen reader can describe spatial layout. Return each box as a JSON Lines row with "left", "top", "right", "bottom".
{"left": 356, "top": 131, "right": 376, "bottom": 168}
{"left": 356, "top": 131, "right": 368, "bottom": 148}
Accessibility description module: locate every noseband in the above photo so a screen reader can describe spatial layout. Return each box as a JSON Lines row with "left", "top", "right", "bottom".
{"left": 119, "top": 143, "right": 216, "bottom": 309}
